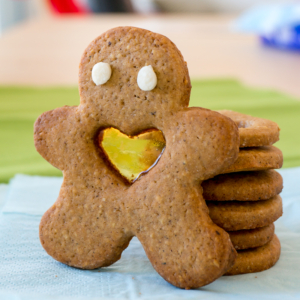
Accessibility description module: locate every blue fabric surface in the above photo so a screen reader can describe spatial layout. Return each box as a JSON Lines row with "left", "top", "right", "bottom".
{"left": 0, "top": 170, "right": 300, "bottom": 299}
{"left": 2, "top": 175, "right": 62, "bottom": 215}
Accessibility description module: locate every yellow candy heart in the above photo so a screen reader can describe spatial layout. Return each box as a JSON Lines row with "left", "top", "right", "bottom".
{"left": 98, "top": 128, "right": 166, "bottom": 183}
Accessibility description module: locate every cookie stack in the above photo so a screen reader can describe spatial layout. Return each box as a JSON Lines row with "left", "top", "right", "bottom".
{"left": 202, "top": 110, "right": 283, "bottom": 275}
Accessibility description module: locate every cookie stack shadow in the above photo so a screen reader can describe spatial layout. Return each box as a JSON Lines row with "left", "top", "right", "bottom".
{"left": 202, "top": 110, "right": 283, "bottom": 275}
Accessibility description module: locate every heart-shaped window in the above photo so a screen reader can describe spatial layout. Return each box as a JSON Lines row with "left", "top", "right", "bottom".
{"left": 98, "top": 128, "right": 166, "bottom": 183}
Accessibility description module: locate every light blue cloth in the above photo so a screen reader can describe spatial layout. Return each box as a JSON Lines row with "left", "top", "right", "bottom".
{"left": 0, "top": 184, "right": 8, "bottom": 211}
{"left": 2, "top": 175, "right": 62, "bottom": 215}
{"left": 0, "top": 170, "right": 300, "bottom": 300}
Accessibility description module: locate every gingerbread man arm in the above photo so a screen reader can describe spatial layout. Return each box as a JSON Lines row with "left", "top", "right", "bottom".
{"left": 161, "top": 107, "right": 240, "bottom": 181}
{"left": 34, "top": 106, "right": 77, "bottom": 170}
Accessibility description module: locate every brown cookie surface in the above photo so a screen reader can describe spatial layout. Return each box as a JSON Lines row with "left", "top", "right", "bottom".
{"left": 225, "top": 234, "right": 281, "bottom": 275}
{"left": 228, "top": 223, "right": 275, "bottom": 250}
{"left": 35, "top": 27, "right": 240, "bottom": 289}
{"left": 222, "top": 146, "right": 283, "bottom": 174}
{"left": 218, "top": 110, "right": 280, "bottom": 148}
{"left": 207, "top": 195, "right": 282, "bottom": 231}
{"left": 203, "top": 170, "right": 283, "bottom": 201}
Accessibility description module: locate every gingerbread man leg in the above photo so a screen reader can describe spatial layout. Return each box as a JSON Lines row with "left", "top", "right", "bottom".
{"left": 40, "top": 177, "right": 133, "bottom": 269}
{"left": 130, "top": 179, "right": 235, "bottom": 289}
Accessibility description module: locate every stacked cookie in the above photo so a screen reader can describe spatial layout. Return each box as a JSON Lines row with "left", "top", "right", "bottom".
{"left": 202, "top": 110, "right": 283, "bottom": 275}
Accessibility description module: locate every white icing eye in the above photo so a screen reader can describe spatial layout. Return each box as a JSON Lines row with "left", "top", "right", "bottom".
{"left": 137, "top": 65, "right": 157, "bottom": 91}
{"left": 92, "top": 62, "right": 112, "bottom": 85}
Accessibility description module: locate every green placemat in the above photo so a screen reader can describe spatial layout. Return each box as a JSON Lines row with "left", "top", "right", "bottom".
{"left": 0, "top": 79, "right": 299, "bottom": 183}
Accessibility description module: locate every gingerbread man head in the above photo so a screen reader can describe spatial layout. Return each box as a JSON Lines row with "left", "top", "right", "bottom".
{"left": 35, "top": 27, "right": 239, "bottom": 289}
{"left": 78, "top": 26, "right": 191, "bottom": 135}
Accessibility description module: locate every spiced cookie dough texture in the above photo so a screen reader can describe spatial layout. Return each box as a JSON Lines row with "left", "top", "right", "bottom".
{"left": 203, "top": 110, "right": 283, "bottom": 275}
{"left": 228, "top": 223, "right": 275, "bottom": 250}
{"left": 218, "top": 110, "right": 280, "bottom": 148}
{"left": 203, "top": 170, "right": 283, "bottom": 201}
{"left": 207, "top": 195, "right": 283, "bottom": 231}
{"left": 225, "top": 234, "right": 281, "bottom": 275}
{"left": 34, "top": 27, "right": 240, "bottom": 289}
{"left": 222, "top": 146, "right": 283, "bottom": 174}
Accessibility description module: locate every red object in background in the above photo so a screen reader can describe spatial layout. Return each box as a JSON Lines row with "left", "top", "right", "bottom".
{"left": 49, "top": 0, "right": 88, "bottom": 13}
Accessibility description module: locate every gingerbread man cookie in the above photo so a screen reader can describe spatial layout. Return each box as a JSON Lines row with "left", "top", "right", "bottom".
{"left": 34, "top": 27, "right": 239, "bottom": 289}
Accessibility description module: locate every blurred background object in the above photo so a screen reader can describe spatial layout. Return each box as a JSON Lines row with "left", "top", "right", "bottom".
{"left": 234, "top": 4, "right": 300, "bottom": 51}
{"left": 0, "top": 0, "right": 40, "bottom": 35}
{"left": 131, "top": 0, "right": 160, "bottom": 13}
{"left": 1, "top": 0, "right": 296, "bottom": 35}
{"left": 48, "top": 0, "right": 135, "bottom": 13}
{"left": 153, "top": 0, "right": 293, "bottom": 13}
{"left": 48, "top": 0, "right": 89, "bottom": 13}
{"left": 86, "top": 0, "right": 133, "bottom": 13}
{"left": 0, "top": 1, "right": 299, "bottom": 97}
